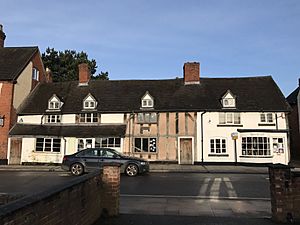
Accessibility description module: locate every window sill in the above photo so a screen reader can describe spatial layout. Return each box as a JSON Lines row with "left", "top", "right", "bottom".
{"left": 258, "top": 123, "right": 275, "bottom": 126}
{"left": 134, "top": 152, "right": 157, "bottom": 154}
{"left": 217, "top": 124, "right": 243, "bottom": 127}
{"left": 34, "top": 151, "right": 61, "bottom": 154}
{"left": 240, "top": 155, "right": 273, "bottom": 158}
{"left": 208, "top": 154, "right": 229, "bottom": 157}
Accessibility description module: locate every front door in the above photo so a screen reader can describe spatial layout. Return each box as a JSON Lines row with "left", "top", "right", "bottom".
{"left": 9, "top": 138, "right": 22, "bottom": 165}
{"left": 179, "top": 138, "right": 193, "bottom": 164}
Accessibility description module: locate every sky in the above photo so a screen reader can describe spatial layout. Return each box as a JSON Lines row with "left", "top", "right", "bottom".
{"left": 1, "top": 0, "right": 299, "bottom": 96}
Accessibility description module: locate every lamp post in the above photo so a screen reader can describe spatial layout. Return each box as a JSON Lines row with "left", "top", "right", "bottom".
{"left": 231, "top": 132, "right": 239, "bottom": 165}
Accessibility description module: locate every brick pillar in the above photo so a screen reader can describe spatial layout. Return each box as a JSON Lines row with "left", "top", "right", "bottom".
{"left": 101, "top": 163, "right": 120, "bottom": 217}
{"left": 269, "top": 164, "right": 293, "bottom": 223}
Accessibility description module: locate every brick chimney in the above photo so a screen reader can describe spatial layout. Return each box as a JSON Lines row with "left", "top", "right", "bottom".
{"left": 78, "top": 63, "right": 90, "bottom": 85}
{"left": 0, "top": 24, "right": 6, "bottom": 48}
{"left": 183, "top": 62, "right": 200, "bottom": 85}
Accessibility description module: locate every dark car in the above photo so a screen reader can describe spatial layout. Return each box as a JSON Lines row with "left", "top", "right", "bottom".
{"left": 61, "top": 148, "right": 149, "bottom": 177}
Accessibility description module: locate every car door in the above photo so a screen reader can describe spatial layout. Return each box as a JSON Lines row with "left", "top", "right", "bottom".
{"left": 99, "top": 148, "right": 122, "bottom": 164}
{"left": 82, "top": 148, "right": 100, "bottom": 170}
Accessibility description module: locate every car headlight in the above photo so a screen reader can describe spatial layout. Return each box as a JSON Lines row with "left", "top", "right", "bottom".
{"left": 140, "top": 161, "right": 146, "bottom": 165}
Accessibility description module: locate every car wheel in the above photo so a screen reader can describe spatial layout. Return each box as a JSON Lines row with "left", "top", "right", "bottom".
{"left": 70, "top": 163, "right": 84, "bottom": 176}
{"left": 125, "top": 164, "right": 138, "bottom": 177}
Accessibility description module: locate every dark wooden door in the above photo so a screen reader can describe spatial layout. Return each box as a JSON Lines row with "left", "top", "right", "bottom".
{"left": 9, "top": 138, "right": 22, "bottom": 165}
{"left": 180, "top": 138, "right": 193, "bottom": 164}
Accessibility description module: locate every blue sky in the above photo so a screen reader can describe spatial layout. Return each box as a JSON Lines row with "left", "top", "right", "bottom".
{"left": 1, "top": 0, "right": 299, "bottom": 95}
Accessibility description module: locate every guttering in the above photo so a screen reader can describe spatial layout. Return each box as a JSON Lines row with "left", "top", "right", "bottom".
{"left": 200, "top": 111, "right": 207, "bottom": 163}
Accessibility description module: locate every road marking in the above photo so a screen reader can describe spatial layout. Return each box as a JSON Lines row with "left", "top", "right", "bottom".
{"left": 120, "top": 194, "right": 270, "bottom": 201}
{"left": 209, "top": 177, "right": 221, "bottom": 197}
{"left": 223, "top": 177, "right": 237, "bottom": 197}
{"left": 198, "top": 177, "right": 210, "bottom": 196}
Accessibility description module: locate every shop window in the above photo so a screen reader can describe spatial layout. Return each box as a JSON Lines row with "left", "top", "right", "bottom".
{"left": 241, "top": 137, "right": 270, "bottom": 156}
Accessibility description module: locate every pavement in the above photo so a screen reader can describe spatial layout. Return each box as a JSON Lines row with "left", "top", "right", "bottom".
{"left": 0, "top": 162, "right": 299, "bottom": 173}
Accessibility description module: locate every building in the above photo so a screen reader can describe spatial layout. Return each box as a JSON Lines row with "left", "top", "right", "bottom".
{"left": 0, "top": 25, "right": 48, "bottom": 164}
{"left": 9, "top": 62, "right": 291, "bottom": 165}
{"left": 287, "top": 80, "right": 300, "bottom": 161}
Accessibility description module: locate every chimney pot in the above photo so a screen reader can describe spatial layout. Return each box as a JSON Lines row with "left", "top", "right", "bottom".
{"left": 183, "top": 62, "right": 200, "bottom": 85}
{"left": 0, "top": 24, "right": 6, "bottom": 48}
{"left": 78, "top": 63, "right": 90, "bottom": 85}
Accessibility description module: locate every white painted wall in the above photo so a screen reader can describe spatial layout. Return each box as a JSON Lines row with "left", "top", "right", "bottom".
{"left": 62, "top": 114, "right": 76, "bottom": 123}
{"left": 18, "top": 115, "right": 43, "bottom": 124}
{"left": 20, "top": 138, "right": 64, "bottom": 164}
{"left": 197, "top": 112, "right": 289, "bottom": 164}
{"left": 101, "top": 114, "right": 123, "bottom": 123}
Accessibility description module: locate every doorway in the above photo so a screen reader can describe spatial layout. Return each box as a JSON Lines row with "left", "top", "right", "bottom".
{"left": 178, "top": 137, "right": 193, "bottom": 164}
{"left": 9, "top": 138, "right": 22, "bottom": 165}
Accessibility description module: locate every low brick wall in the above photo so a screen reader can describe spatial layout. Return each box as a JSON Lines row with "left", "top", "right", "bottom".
{"left": 0, "top": 164, "right": 120, "bottom": 225}
{"left": 269, "top": 164, "right": 300, "bottom": 223}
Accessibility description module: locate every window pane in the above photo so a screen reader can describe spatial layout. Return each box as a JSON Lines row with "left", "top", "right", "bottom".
{"left": 92, "top": 113, "right": 98, "bottom": 123}
{"left": 142, "top": 138, "right": 148, "bottom": 152}
{"left": 95, "top": 138, "right": 101, "bottom": 148}
{"left": 108, "top": 138, "right": 114, "bottom": 147}
{"left": 115, "top": 138, "right": 121, "bottom": 147}
{"left": 226, "top": 113, "right": 233, "bottom": 123}
{"left": 144, "top": 113, "right": 150, "bottom": 123}
{"left": 260, "top": 114, "right": 266, "bottom": 122}
{"left": 234, "top": 113, "right": 240, "bottom": 124}
{"left": 79, "top": 114, "right": 85, "bottom": 123}
{"left": 44, "top": 139, "right": 52, "bottom": 151}
{"left": 102, "top": 138, "right": 108, "bottom": 147}
{"left": 52, "top": 139, "right": 61, "bottom": 152}
{"left": 219, "top": 113, "right": 225, "bottom": 124}
{"left": 78, "top": 139, "right": 84, "bottom": 150}
{"left": 267, "top": 113, "right": 273, "bottom": 123}
{"left": 134, "top": 138, "right": 141, "bottom": 152}
{"left": 137, "top": 113, "right": 144, "bottom": 123}
{"left": 150, "top": 113, "right": 157, "bottom": 123}
{"left": 86, "top": 113, "right": 92, "bottom": 123}
{"left": 36, "top": 138, "right": 44, "bottom": 151}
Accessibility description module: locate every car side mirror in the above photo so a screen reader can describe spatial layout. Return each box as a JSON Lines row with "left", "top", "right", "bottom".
{"left": 113, "top": 154, "right": 120, "bottom": 159}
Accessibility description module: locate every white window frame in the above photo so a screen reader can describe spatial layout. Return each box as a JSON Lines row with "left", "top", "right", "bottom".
{"left": 48, "top": 95, "right": 63, "bottom": 111}
{"left": 45, "top": 115, "right": 61, "bottom": 124}
{"left": 79, "top": 113, "right": 100, "bottom": 123}
{"left": 260, "top": 113, "right": 273, "bottom": 123}
{"left": 141, "top": 91, "right": 154, "bottom": 109}
{"left": 35, "top": 138, "right": 61, "bottom": 153}
{"left": 77, "top": 137, "right": 122, "bottom": 151}
{"left": 219, "top": 112, "right": 241, "bottom": 125}
{"left": 83, "top": 94, "right": 97, "bottom": 110}
{"left": 241, "top": 136, "right": 271, "bottom": 157}
{"left": 210, "top": 138, "right": 227, "bottom": 154}
{"left": 32, "top": 68, "right": 39, "bottom": 81}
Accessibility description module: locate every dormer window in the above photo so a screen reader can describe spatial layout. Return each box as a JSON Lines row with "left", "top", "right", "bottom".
{"left": 83, "top": 93, "right": 97, "bottom": 110}
{"left": 141, "top": 91, "right": 154, "bottom": 109}
{"left": 48, "top": 94, "right": 63, "bottom": 111}
{"left": 221, "top": 90, "right": 236, "bottom": 108}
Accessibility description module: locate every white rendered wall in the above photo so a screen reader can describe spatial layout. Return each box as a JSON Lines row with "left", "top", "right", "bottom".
{"left": 197, "top": 112, "right": 289, "bottom": 164}
{"left": 20, "top": 138, "right": 64, "bottom": 164}
{"left": 101, "top": 114, "right": 124, "bottom": 123}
